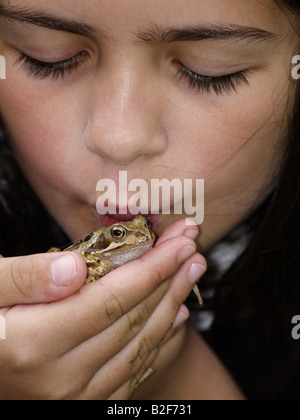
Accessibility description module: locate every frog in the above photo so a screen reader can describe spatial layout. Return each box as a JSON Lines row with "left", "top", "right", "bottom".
{"left": 48, "top": 215, "right": 203, "bottom": 305}
{"left": 48, "top": 216, "right": 155, "bottom": 282}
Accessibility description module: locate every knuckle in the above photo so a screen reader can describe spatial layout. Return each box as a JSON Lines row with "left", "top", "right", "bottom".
{"left": 103, "top": 292, "right": 127, "bottom": 324}
{"left": 126, "top": 303, "right": 150, "bottom": 335}
{"left": 137, "top": 333, "right": 155, "bottom": 360}
{"left": 9, "top": 258, "right": 37, "bottom": 299}
{"left": 8, "top": 342, "right": 44, "bottom": 374}
{"left": 144, "top": 264, "right": 165, "bottom": 289}
{"left": 129, "top": 333, "right": 155, "bottom": 369}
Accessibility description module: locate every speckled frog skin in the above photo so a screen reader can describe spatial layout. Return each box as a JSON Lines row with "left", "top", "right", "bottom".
{"left": 48, "top": 215, "right": 203, "bottom": 304}
{"left": 49, "top": 216, "right": 155, "bottom": 282}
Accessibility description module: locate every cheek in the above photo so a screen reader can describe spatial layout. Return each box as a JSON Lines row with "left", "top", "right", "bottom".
{"left": 166, "top": 81, "right": 288, "bottom": 204}
{"left": 0, "top": 79, "right": 87, "bottom": 195}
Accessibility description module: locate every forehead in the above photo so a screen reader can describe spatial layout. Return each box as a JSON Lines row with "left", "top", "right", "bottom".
{"left": 0, "top": 0, "right": 293, "bottom": 40}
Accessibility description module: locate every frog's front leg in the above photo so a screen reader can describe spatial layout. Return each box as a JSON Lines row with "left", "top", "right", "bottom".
{"left": 85, "top": 259, "right": 109, "bottom": 284}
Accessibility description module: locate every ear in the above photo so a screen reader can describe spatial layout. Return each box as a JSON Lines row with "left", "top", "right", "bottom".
{"left": 88, "top": 232, "right": 111, "bottom": 251}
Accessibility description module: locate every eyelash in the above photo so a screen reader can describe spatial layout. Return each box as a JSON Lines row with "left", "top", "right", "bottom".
{"left": 175, "top": 60, "right": 250, "bottom": 95}
{"left": 15, "top": 51, "right": 89, "bottom": 80}
{"left": 14, "top": 51, "right": 250, "bottom": 95}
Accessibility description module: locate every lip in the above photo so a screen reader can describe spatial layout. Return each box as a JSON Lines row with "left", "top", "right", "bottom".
{"left": 97, "top": 209, "right": 160, "bottom": 229}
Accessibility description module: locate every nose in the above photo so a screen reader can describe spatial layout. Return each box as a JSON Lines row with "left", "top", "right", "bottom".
{"left": 83, "top": 64, "right": 168, "bottom": 165}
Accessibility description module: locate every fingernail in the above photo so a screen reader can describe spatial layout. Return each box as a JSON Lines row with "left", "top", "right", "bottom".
{"left": 184, "top": 229, "right": 199, "bottom": 240}
{"left": 178, "top": 245, "right": 196, "bottom": 265}
{"left": 189, "top": 263, "right": 206, "bottom": 284}
{"left": 51, "top": 254, "right": 78, "bottom": 287}
{"left": 173, "top": 305, "right": 190, "bottom": 329}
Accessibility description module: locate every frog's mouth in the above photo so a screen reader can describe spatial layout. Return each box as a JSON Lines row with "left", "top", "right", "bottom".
{"left": 103, "top": 243, "right": 154, "bottom": 268}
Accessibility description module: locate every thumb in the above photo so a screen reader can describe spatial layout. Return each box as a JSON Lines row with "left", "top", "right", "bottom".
{"left": 0, "top": 252, "right": 87, "bottom": 307}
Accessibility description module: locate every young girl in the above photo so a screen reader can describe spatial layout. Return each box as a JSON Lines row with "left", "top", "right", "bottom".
{"left": 0, "top": 0, "right": 299, "bottom": 400}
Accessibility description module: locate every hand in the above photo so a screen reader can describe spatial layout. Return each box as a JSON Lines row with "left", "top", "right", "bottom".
{"left": 0, "top": 220, "right": 206, "bottom": 400}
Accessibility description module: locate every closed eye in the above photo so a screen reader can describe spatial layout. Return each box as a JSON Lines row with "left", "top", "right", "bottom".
{"left": 14, "top": 50, "right": 89, "bottom": 80}
{"left": 175, "top": 60, "right": 250, "bottom": 95}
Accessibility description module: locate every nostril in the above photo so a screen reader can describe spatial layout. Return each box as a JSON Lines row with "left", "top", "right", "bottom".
{"left": 82, "top": 95, "right": 168, "bottom": 163}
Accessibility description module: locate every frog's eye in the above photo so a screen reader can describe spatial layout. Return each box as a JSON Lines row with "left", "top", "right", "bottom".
{"left": 111, "top": 226, "right": 127, "bottom": 240}
{"left": 145, "top": 219, "right": 150, "bottom": 228}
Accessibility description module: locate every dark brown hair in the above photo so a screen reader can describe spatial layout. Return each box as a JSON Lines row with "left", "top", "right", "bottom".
{"left": 204, "top": 0, "right": 300, "bottom": 400}
{"left": 0, "top": 117, "right": 68, "bottom": 255}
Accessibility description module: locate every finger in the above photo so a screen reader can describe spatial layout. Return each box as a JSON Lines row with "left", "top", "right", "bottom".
{"left": 156, "top": 219, "right": 199, "bottom": 246}
{"left": 96, "top": 304, "right": 189, "bottom": 397}
{"left": 81, "top": 254, "right": 206, "bottom": 399}
{"left": 124, "top": 254, "right": 206, "bottom": 371}
{"left": 172, "top": 304, "right": 191, "bottom": 329}
{"left": 62, "top": 275, "right": 173, "bottom": 386}
{"left": 23, "top": 235, "right": 198, "bottom": 354}
{"left": 107, "top": 331, "right": 176, "bottom": 400}
{"left": 36, "top": 253, "right": 205, "bottom": 400}
{"left": 0, "top": 252, "right": 87, "bottom": 307}
{"left": 128, "top": 304, "right": 189, "bottom": 359}
{"left": 23, "top": 279, "right": 172, "bottom": 400}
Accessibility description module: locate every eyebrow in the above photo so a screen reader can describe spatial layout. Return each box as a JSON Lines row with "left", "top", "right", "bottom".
{"left": 0, "top": 3, "right": 277, "bottom": 45}
{"left": 137, "top": 24, "right": 277, "bottom": 44}
{"left": 0, "top": 4, "right": 98, "bottom": 38}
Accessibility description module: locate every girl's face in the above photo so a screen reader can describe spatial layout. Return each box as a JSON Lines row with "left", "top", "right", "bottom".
{"left": 0, "top": 0, "right": 297, "bottom": 250}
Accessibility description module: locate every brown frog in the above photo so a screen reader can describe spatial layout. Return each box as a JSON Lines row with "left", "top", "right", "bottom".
{"left": 49, "top": 216, "right": 155, "bottom": 282}
{"left": 48, "top": 215, "right": 202, "bottom": 305}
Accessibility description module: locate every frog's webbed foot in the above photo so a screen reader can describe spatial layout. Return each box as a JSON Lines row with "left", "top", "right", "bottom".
{"left": 48, "top": 247, "right": 61, "bottom": 253}
{"left": 134, "top": 368, "right": 155, "bottom": 390}
{"left": 85, "top": 276, "right": 97, "bottom": 284}
{"left": 193, "top": 285, "right": 203, "bottom": 306}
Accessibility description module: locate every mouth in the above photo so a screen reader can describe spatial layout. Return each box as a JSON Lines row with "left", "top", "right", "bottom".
{"left": 98, "top": 208, "right": 160, "bottom": 229}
